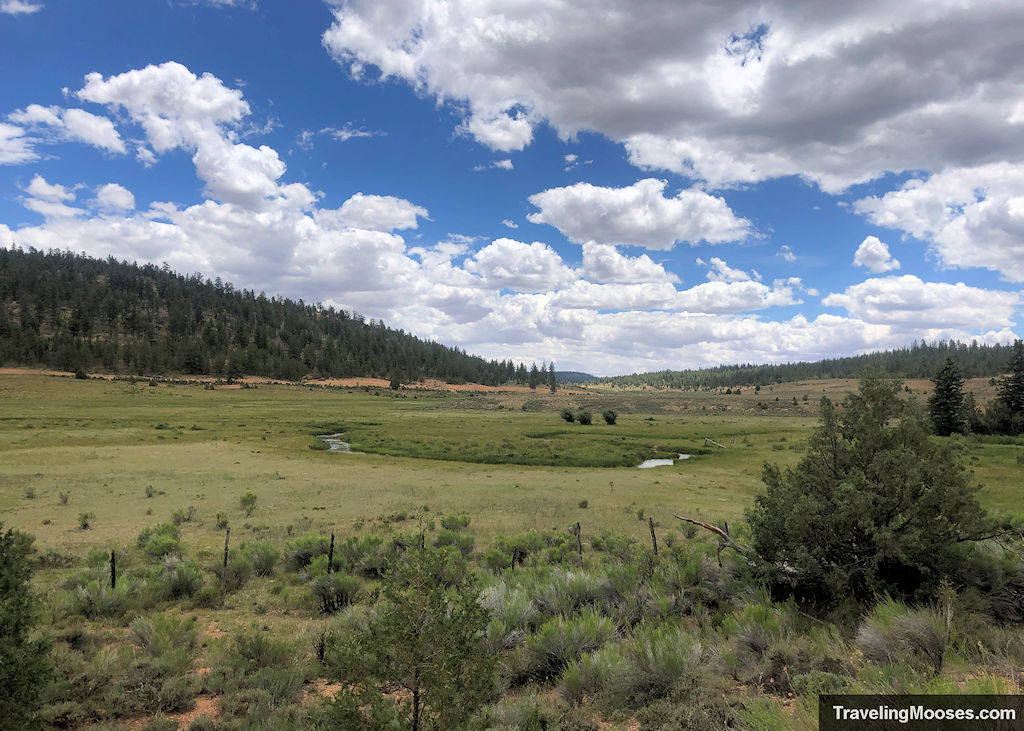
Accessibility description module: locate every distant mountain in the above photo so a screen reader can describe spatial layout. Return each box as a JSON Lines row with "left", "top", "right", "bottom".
{"left": 0, "top": 247, "right": 537, "bottom": 385}
{"left": 556, "top": 371, "right": 597, "bottom": 383}
{"left": 596, "top": 341, "right": 1019, "bottom": 390}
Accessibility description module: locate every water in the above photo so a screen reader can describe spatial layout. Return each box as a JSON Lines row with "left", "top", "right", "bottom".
{"left": 637, "top": 453, "right": 691, "bottom": 468}
{"left": 318, "top": 433, "right": 351, "bottom": 452}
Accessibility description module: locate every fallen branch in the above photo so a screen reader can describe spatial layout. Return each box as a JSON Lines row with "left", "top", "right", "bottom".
{"left": 673, "top": 515, "right": 748, "bottom": 554}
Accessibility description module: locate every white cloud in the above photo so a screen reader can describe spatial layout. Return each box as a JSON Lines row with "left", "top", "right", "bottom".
{"left": 527, "top": 178, "right": 751, "bottom": 249}
{"left": 473, "top": 158, "right": 514, "bottom": 172}
{"left": 94, "top": 183, "right": 135, "bottom": 212}
{"left": 0, "top": 0, "right": 42, "bottom": 14}
{"left": 698, "top": 256, "right": 752, "bottom": 283}
{"left": 8, "top": 104, "right": 125, "bottom": 154}
{"left": 854, "top": 163, "right": 1024, "bottom": 282}
{"left": 463, "top": 238, "right": 577, "bottom": 292}
{"left": 822, "top": 275, "right": 1021, "bottom": 329}
{"left": 779, "top": 245, "right": 796, "bottom": 262}
{"left": 853, "top": 235, "right": 900, "bottom": 273}
{"left": 582, "top": 242, "right": 679, "bottom": 284}
{"left": 322, "top": 1, "right": 1024, "bottom": 193}
{"left": 6, "top": 61, "right": 1019, "bottom": 377}
{"left": 331, "top": 192, "right": 428, "bottom": 232}
{"left": 0, "top": 123, "right": 35, "bottom": 164}
{"left": 500, "top": 218, "right": 518, "bottom": 229}
{"left": 462, "top": 110, "right": 533, "bottom": 152}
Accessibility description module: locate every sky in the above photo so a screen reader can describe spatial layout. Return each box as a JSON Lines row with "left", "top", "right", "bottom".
{"left": 0, "top": 0, "right": 1022, "bottom": 376}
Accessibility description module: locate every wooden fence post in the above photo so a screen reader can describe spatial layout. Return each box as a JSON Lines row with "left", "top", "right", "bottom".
{"left": 221, "top": 527, "right": 230, "bottom": 602}
{"left": 648, "top": 517, "right": 658, "bottom": 556}
{"left": 110, "top": 549, "right": 116, "bottom": 589}
{"left": 328, "top": 533, "right": 335, "bottom": 574}
{"left": 575, "top": 522, "right": 583, "bottom": 563}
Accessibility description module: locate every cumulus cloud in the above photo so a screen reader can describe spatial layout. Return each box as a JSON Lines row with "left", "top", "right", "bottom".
{"left": 582, "top": 242, "right": 679, "bottom": 284}
{"left": 527, "top": 178, "right": 751, "bottom": 249}
{"left": 94, "top": 183, "right": 135, "bottom": 212}
{"left": 330, "top": 192, "right": 428, "bottom": 232}
{"left": 779, "top": 245, "right": 796, "bottom": 262}
{"left": 8, "top": 104, "right": 125, "bottom": 154}
{"left": 322, "top": 0, "right": 1024, "bottom": 193}
{"left": 853, "top": 235, "right": 900, "bottom": 273}
{"left": 822, "top": 275, "right": 1021, "bottom": 329}
{"left": 473, "top": 159, "right": 514, "bottom": 172}
{"left": 463, "top": 238, "right": 577, "bottom": 292}
{"left": 854, "top": 163, "right": 1024, "bottom": 282}
{"left": 5, "top": 61, "right": 1019, "bottom": 376}
{"left": 500, "top": 218, "right": 518, "bottom": 229}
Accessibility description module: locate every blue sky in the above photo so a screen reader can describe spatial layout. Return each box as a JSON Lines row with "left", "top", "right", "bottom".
{"left": 1, "top": 0, "right": 1022, "bottom": 375}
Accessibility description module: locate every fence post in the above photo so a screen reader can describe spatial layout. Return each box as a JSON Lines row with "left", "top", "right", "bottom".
{"left": 575, "top": 522, "right": 583, "bottom": 563}
{"left": 221, "top": 527, "right": 230, "bottom": 602}
{"left": 110, "top": 549, "right": 116, "bottom": 589}
{"left": 648, "top": 517, "right": 658, "bottom": 556}
{"left": 328, "top": 533, "right": 335, "bottom": 574}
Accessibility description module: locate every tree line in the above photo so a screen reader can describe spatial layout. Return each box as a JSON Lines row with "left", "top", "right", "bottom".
{"left": 0, "top": 247, "right": 556, "bottom": 387}
{"left": 597, "top": 339, "right": 1022, "bottom": 390}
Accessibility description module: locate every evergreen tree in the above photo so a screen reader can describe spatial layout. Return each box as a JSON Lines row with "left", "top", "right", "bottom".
{"left": 928, "top": 356, "right": 966, "bottom": 436}
{"left": 748, "top": 372, "right": 994, "bottom": 609}
{"left": 320, "top": 545, "right": 496, "bottom": 729}
{"left": 548, "top": 362, "right": 557, "bottom": 393}
{"left": 993, "top": 339, "right": 1024, "bottom": 435}
{"left": 0, "top": 525, "right": 52, "bottom": 729}
{"left": 528, "top": 362, "right": 541, "bottom": 390}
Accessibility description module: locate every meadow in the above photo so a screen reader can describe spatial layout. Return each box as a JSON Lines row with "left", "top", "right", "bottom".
{"left": 2, "top": 372, "right": 1022, "bottom": 730}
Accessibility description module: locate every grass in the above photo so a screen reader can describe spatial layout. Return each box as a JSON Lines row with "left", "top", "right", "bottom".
{"left": 1, "top": 372, "right": 1019, "bottom": 558}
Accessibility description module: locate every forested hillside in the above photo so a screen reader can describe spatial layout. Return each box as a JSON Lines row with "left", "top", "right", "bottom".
{"left": 599, "top": 340, "right": 1019, "bottom": 390}
{"left": 0, "top": 247, "right": 537, "bottom": 384}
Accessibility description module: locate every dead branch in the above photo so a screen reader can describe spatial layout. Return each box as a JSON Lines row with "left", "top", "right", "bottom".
{"left": 673, "top": 515, "right": 748, "bottom": 554}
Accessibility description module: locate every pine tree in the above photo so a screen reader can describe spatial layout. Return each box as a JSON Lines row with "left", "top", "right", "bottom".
{"left": 993, "top": 339, "right": 1024, "bottom": 435}
{"left": 548, "top": 362, "right": 557, "bottom": 393}
{"left": 928, "top": 356, "right": 966, "bottom": 436}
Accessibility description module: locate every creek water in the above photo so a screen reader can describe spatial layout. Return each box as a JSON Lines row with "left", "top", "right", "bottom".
{"left": 318, "top": 433, "right": 351, "bottom": 452}
{"left": 637, "top": 454, "right": 691, "bottom": 468}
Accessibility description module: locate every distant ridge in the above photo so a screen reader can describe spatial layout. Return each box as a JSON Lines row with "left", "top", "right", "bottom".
{"left": 0, "top": 247, "right": 541, "bottom": 386}
{"left": 596, "top": 341, "right": 1018, "bottom": 390}
{"left": 556, "top": 371, "right": 596, "bottom": 384}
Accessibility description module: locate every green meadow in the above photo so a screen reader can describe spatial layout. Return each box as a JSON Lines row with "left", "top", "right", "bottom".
{"left": 1, "top": 372, "right": 1019, "bottom": 555}
{"left": 3, "top": 372, "right": 1023, "bottom": 729}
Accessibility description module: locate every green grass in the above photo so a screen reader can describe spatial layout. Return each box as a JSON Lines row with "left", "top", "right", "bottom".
{"left": 0, "top": 373, "right": 1019, "bottom": 559}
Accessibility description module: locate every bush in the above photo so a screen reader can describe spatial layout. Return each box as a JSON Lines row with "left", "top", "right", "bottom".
{"left": 560, "top": 408, "right": 575, "bottom": 423}
{"left": 312, "top": 573, "right": 363, "bottom": 614}
{"left": 284, "top": 534, "right": 330, "bottom": 572}
{"left": 215, "top": 512, "right": 229, "bottom": 530}
{"left": 77, "top": 512, "right": 95, "bottom": 530}
{"left": 240, "top": 492, "right": 257, "bottom": 516}
{"left": 575, "top": 409, "right": 592, "bottom": 425}
{"left": 856, "top": 597, "right": 952, "bottom": 676}
{"left": 138, "top": 523, "right": 181, "bottom": 559}
{"left": 524, "top": 612, "right": 616, "bottom": 680}
{"left": 440, "top": 514, "right": 471, "bottom": 531}
{"left": 602, "top": 409, "right": 617, "bottom": 425}
{"left": 433, "top": 529, "right": 475, "bottom": 557}
{"left": 149, "top": 558, "right": 205, "bottom": 602}
{"left": 243, "top": 541, "right": 280, "bottom": 577}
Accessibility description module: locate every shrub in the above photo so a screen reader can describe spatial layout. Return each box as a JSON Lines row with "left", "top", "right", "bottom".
{"left": 602, "top": 409, "right": 617, "bottom": 425}
{"left": 77, "top": 512, "right": 95, "bottom": 530}
{"left": 560, "top": 408, "right": 575, "bottom": 423}
{"left": 440, "top": 513, "right": 471, "bottom": 531}
{"left": 284, "top": 534, "right": 330, "bottom": 572}
{"left": 138, "top": 523, "right": 181, "bottom": 559}
{"left": 215, "top": 512, "right": 229, "bottom": 530}
{"left": 170, "top": 505, "right": 196, "bottom": 526}
{"left": 66, "top": 580, "right": 135, "bottom": 619}
{"left": 149, "top": 558, "right": 205, "bottom": 602}
{"left": 23, "top": 486, "right": 36, "bottom": 499}
{"left": 312, "top": 573, "right": 363, "bottom": 614}
{"left": 575, "top": 409, "right": 592, "bottom": 425}
{"left": 433, "top": 529, "right": 475, "bottom": 557}
{"left": 243, "top": 541, "right": 280, "bottom": 577}
{"left": 58, "top": 491, "right": 69, "bottom": 505}
{"left": 525, "top": 612, "right": 616, "bottom": 680}
{"left": 856, "top": 597, "right": 953, "bottom": 676}
{"left": 240, "top": 492, "right": 257, "bottom": 516}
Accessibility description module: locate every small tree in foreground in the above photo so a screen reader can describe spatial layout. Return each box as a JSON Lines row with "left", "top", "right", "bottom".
{"left": 0, "top": 525, "right": 52, "bottom": 729}
{"left": 320, "top": 545, "right": 496, "bottom": 730}
{"left": 747, "top": 372, "right": 999, "bottom": 609}
{"left": 602, "top": 409, "right": 618, "bottom": 425}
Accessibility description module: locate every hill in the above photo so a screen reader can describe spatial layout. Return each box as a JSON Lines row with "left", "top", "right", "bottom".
{"left": 0, "top": 247, "right": 538, "bottom": 385}
{"left": 595, "top": 340, "right": 1018, "bottom": 390}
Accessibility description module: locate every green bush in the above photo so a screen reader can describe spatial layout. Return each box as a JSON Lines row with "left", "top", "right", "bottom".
{"left": 137, "top": 523, "right": 181, "bottom": 559}
{"left": 433, "top": 528, "right": 475, "bottom": 557}
{"left": 284, "top": 534, "right": 330, "bottom": 572}
{"left": 243, "top": 541, "right": 280, "bottom": 577}
{"left": 560, "top": 408, "right": 575, "bottom": 423}
{"left": 524, "top": 612, "right": 616, "bottom": 680}
{"left": 440, "top": 513, "right": 471, "bottom": 530}
{"left": 575, "top": 409, "right": 592, "bottom": 425}
{"left": 240, "top": 492, "right": 257, "bottom": 516}
{"left": 312, "top": 573, "right": 363, "bottom": 614}
{"left": 602, "top": 409, "right": 617, "bottom": 425}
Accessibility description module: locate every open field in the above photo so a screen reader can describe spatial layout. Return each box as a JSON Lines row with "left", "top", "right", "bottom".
{"left": 2, "top": 372, "right": 1022, "bottom": 729}
{"left": 1, "top": 372, "right": 1019, "bottom": 556}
